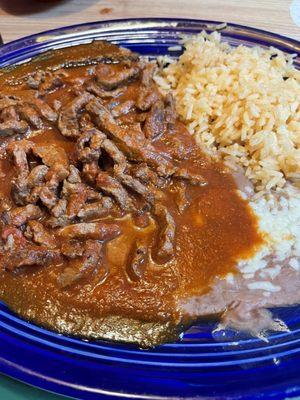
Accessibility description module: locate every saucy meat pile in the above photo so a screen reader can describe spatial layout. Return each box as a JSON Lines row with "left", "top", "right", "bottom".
{"left": 0, "top": 41, "right": 261, "bottom": 347}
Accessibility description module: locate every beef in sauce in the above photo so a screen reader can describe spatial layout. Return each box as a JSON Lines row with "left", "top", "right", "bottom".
{"left": 0, "top": 41, "right": 261, "bottom": 347}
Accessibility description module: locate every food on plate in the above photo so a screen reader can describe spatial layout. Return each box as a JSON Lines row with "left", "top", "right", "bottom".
{"left": 0, "top": 34, "right": 298, "bottom": 347}
{"left": 155, "top": 31, "right": 300, "bottom": 192}
{"left": 156, "top": 31, "right": 300, "bottom": 336}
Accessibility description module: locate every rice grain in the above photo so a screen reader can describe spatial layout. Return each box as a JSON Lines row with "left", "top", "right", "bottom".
{"left": 155, "top": 32, "right": 300, "bottom": 191}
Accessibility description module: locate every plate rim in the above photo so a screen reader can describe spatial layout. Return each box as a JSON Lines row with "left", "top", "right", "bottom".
{"left": 1, "top": 17, "right": 299, "bottom": 56}
{"left": 0, "top": 17, "right": 300, "bottom": 400}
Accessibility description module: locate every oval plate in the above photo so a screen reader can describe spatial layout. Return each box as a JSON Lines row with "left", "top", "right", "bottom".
{"left": 0, "top": 19, "right": 300, "bottom": 400}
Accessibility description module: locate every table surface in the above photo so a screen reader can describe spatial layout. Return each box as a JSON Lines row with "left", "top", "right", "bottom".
{"left": 0, "top": 0, "right": 300, "bottom": 43}
{"left": 0, "top": 0, "right": 299, "bottom": 399}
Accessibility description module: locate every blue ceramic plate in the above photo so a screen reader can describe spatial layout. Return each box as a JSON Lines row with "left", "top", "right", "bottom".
{"left": 0, "top": 19, "right": 300, "bottom": 400}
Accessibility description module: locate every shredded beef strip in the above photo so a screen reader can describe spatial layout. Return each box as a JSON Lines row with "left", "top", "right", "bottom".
{"left": 174, "top": 181, "right": 190, "bottom": 213}
{"left": 152, "top": 204, "right": 176, "bottom": 264}
{"left": 131, "top": 163, "right": 160, "bottom": 186}
{"left": 143, "top": 99, "right": 165, "bottom": 139}
{"left": 0, "top": 93, "right": 57, "bottom": 133}
{"left": 1, "top": 226, "right": 60, "bottom": 271}
{"left": 46, "top": 214, "right": 69, "bottom": 228}
{"left": 58, "top": 240, "right": 107, "bottom": 288}
{"left": 27, "top": 165, "right": 49, "bottom": 187}
{"left": 57, "top": 222, "right": 121, "bottom": 241}
{"left": 0, "top": 104, "right": 27, "bottom": 137}
{"left": 95, "top": 63, "right": 140, "bottom": 90}
{"left": 25, "top": 220, "right": 57, "bottom": 249}
{"left": 116, "top": 172, "right": 155, "bottom": 204}
{"left": 2, "top": 226, "right": 27, "bottom": 246}
{"left": 136, "top": 63, "right": 160, "bottom": 111}
{"left": 61, "top": 240, "right": 84, "bottom": 258}
{"left": 85, "top": 97, "right": 148, "bottom": 159}
{"left": 19, "top": 104, "right": 44, "bottom": 129}
{"left": 62, "top": 180, "right": 101, "bottom": 202}
{"left": 29, "top": 145, "right": 70, "bottom": 210}
{"left": 4, "top": 92, "right": 58, "bottom": 122}
{"left": 174, "top": 168, "right": 207, "bottom": 186}
{"left": 85, "top": 98, "right": 176, "bottom": 177}
{"left": 86, "top": 81, "right": 124, "bottom": 99}
{"left": 65, "top": 185, "right": 102, "bottom": 219}
{"left": 0, "top": 119, "right": 28, "bottom": 137}
{"left": 7, "top": 204, "right": 43, "bottom": 227}
{"left": 111, "top": 99, "right": 135, "bottom": 117}
{"left": 67, "top": 165, "right": 81, "bottom": 183}
{"left": 164, "top": 93, "right": 176, "bottom": 129}
{"left": 58, "top": 92, "right": 94, "bottom": 137}
{"left": 77, "top": 128, "right": 106, "bottom": 163}
{"left": 101, "top": 137, "right": 127, "bottom": 174}
{"left": 27, "top": 71, "right": 46, "bottom": 89}
{"left": 3, "top": 247, "right": 61, "bottom": 271}
{"left": 8, "top": 140, "right": 34, "bottom": 205}
{"left": 82, "top": 161, "right": 100, "bottom": 184}
{"left": 39, "top": 72, "right": 64, "bottom": 95}
{"left": 0, "top": 96, "right": 19, "bottom": 110}
{"left": 96, "top": 171, "right": 134, "bottom": 211}
{"left": 77, "top": 197, "right": 113, "bottom": 220}
{"left": 27, "top": 70, "right": 64, "bottom": 94}
{"left": 1, "top": 105, "right": 19, "bottom": 123}
{"left": 7, "top": 140, "right": 72, "bottom": 209}
{"left": 32, "top": 144, "right": 69, "bottom": 168}
{"left": 7, "top": 140, "right": 33, "bottom": 175}
{"left": 28, "top": 97, "right": 58, "bottom": 123}
{"left": 126, "top": 241, "right": 148, "bottom": 281}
